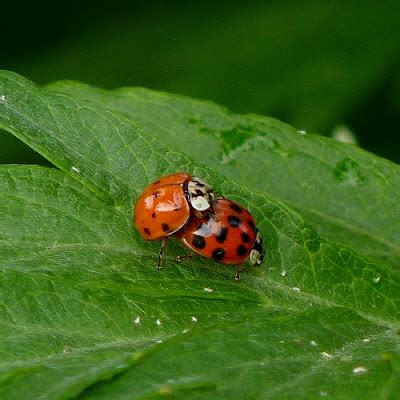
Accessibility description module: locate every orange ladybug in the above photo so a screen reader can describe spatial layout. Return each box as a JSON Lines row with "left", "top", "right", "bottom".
{"left": 176, "top": 198, "right": 264, "bottom": 280}
{"left": 134, "top": 172, "right": 214, "bottom": 268}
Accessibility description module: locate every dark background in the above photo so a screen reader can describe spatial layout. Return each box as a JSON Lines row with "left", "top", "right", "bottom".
{"left": 2, "top": 0, "right": 400, "bottom": 164}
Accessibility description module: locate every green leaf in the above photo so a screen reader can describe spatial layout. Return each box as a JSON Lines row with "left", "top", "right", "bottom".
{"left": 0, "top": 71, "right": 399, "bottom": 399}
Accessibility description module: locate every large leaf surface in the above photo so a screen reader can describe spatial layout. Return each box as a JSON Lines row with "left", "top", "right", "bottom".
{"left": 46, "top": 81, "right": 400, "bottom": 270}
{"left": 0, "top": 71, "right": 399, "bottom": 399}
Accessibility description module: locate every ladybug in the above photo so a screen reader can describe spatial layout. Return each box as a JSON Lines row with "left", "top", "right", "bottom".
{"left": 176, "top": 198, "right": 264, "bottom": 280}
{"left": 134, "top": 172, "right": 214, "bottom": 268}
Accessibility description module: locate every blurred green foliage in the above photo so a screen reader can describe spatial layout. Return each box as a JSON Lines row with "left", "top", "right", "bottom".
{"left": 2, "top": 0, "right": 400, "bottom": 164}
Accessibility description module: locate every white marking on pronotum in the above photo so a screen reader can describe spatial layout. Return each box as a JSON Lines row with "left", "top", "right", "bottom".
{"left": 187, "top": 177, "right": 214, "bottom": 211}
{"left": 353, "top": 366, "right": 367, "bottom": 375}
{"left": 191, "top": 316, "right": 198, "bottom": 322}
{"left": 321, "top": 351, "right": 333, "bottom": 359}
{"left": 71, "top": 166, "right": 80, "bottom": 174}
{"left": 156, "top": 319, "right": 162, "bottom": 326}
{"left": 133, "top": 317, "right": 140, "bottom": 325}
{"left": 203, "top": 287, "right": 213, "bottom": 293}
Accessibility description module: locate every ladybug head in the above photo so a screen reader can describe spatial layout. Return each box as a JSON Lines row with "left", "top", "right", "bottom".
{"left": 186, "top": 177, "right": 215, "bottom": 213}
{"left": 249, "top": 229, "right": 264, "bottom": 266}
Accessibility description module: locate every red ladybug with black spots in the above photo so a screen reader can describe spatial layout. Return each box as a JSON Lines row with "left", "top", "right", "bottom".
{"left": 176, "top": 197, "right": 264, "bottom": 280}
{"left": 133, "top": 172, "right": 214, "bottom": 268}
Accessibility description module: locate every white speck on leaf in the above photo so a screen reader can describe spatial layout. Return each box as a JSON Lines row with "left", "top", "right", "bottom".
{"left": 310, "top": 340, "right": 317, "bottom": 347}
{"left": 373, "top": 276, "right": 381, "bottom": 284}
{"left": 0, "top": 95, "right": 6, "bottom": 102}
{"left": 279, "top": 340, "right": 285, "bottom": 344}
{"left": 298, "top": 130, "right": 307, "bottom": 135}
{"left": 291, "top": 287, "right": 301, "bottom": 292}
{"left": 156, "top": 319, "right": 162, "bottom": 326}
{"left": 182, "top": 329, "right": 189, "bottom": 334}
{"left": 71, "top": 166, "right": 80, "bottom": 173}
{"left": 331, "top": 125, "right": 358, "bottom": 145}
{"left": 363, "top": 338, "right": 370, "bottom": 343}
{"left": 204, "top": 287, "right": 213, "bottom": 293}
{"left": 191, "top": 316, "right": 198, "bottom": 322}
{"left": 156, "top": 339, "right": 163, "bottom": 344}
{"left": 134, "top": 317, "right": 140, "bottom": 324}
{"left": 280, "top": 270, "right": 287, "bottom": 277}
{"left": 320, "top": 391, "right": 328, "bottom": 397}
{"left": 353, "top": 366, "right": 367, "bottom": 375}
{"left": 321, "top": 351, "right": 333, "bottom": 359}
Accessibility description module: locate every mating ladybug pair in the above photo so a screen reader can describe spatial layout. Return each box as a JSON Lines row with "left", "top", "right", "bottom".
{"left": 133, "top": 172, "right": 264, "bottom": 280}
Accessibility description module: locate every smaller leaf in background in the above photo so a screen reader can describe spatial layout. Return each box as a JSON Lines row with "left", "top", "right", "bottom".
{"left": 3, "top": 0, "right": 400, "bottom": 164}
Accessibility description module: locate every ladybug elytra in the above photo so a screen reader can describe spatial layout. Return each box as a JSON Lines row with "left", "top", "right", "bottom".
{"left": 133, "top": 172, "right": 214, "bottom": 267}
{"left": 177, "top": 198, "right": 264, "bottom": 280}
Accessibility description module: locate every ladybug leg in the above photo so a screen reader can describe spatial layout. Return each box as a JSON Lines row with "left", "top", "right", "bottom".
{"left": 176, "top": 253, "right": 196, "bottom": 262}
{"left": 157, "top": 237, "right": 168, "bottom": 270}
{"left": 235, "top": 264, "right": 244, "bottom": 281}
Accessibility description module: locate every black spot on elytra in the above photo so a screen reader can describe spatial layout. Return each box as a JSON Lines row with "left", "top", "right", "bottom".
{"left": 228, "top": 215, "right": 241, "bottom": 227}
{"left": 229, "top": 203, "right": 243, "bottom": 213}
{"left": 192, "top": 235, "right": 206, "bottom": 249}
{"left": 195, "top": 189, "right": 204, "bottom": 196}
{"left": 173, "top": 207, "right": 182, "bottom": 211}
{"left": 161, "top": 223, "right": 170, "bottom": 232}
{"left": 237, "top": 244, "right": 248, "bottom": 257}
{"left": 216, "top": 227, "right": 228, "bottom": 243}
{"left": 152, "top": 191, "right": 160, "bottom": 198}
{"left": 241, "top": 232, "right": 250, "bottom": 243}
{"left": 248, "top": 220, "right": 256, "bottom": 233}
{"left": 143, "top": 228, "right": 151, "bottom": 235}
{"left": 212, "top": 248, "right": 225, "bottom": 261}
{"left": 151, "top": 212, "right": 156, "bottom": 219}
